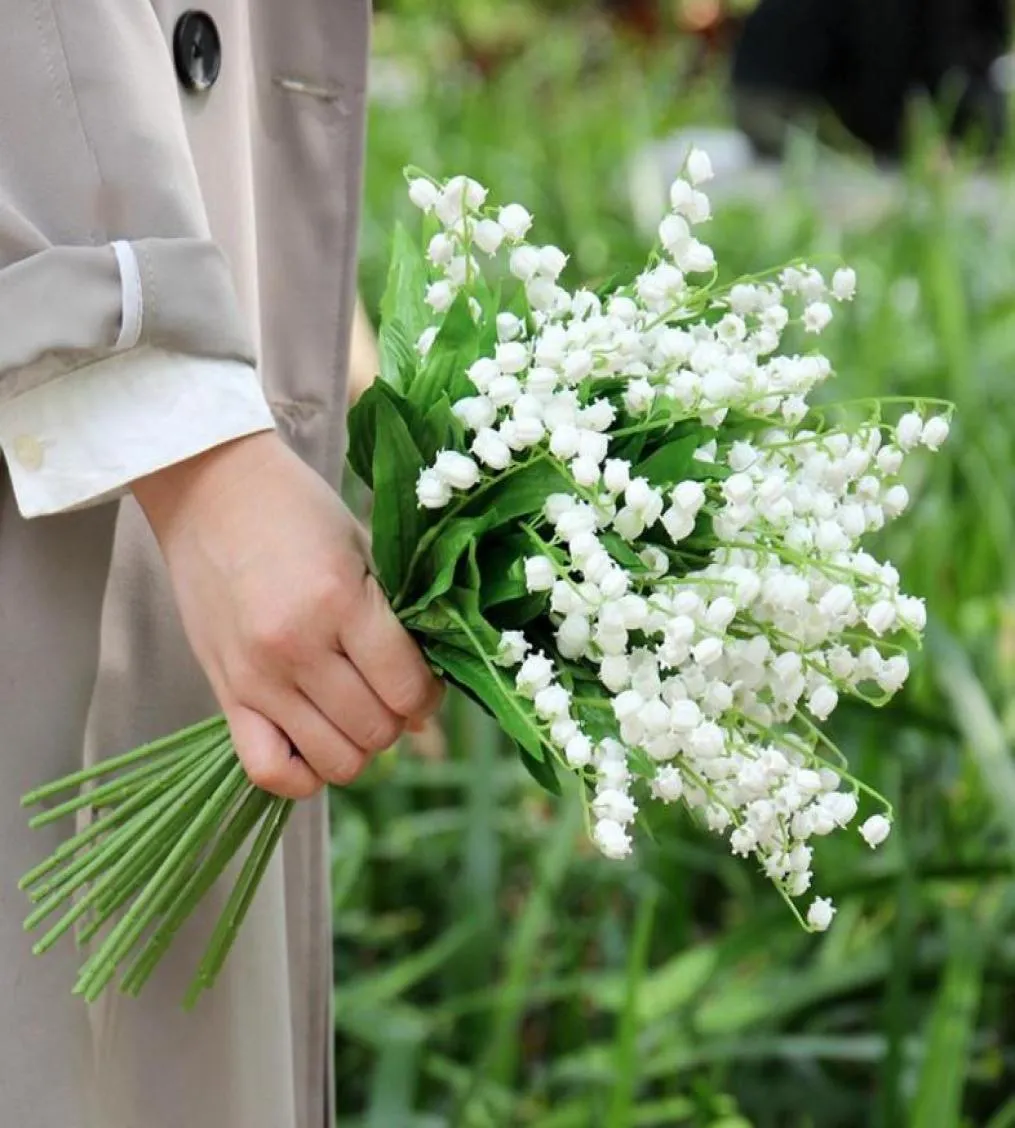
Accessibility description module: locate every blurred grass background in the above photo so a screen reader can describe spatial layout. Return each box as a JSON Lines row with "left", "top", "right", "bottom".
{"left": 333, "top": 3, "right": 1015, "bottom": 1124}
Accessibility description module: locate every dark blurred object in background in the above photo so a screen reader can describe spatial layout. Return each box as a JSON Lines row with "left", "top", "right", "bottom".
{"left": 732, "top": 0, "right": 1012, "bottom": 159}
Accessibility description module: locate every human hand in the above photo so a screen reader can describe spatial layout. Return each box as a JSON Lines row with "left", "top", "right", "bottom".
{"left": 131, "top": 431, "right": 442, "bottom": 798}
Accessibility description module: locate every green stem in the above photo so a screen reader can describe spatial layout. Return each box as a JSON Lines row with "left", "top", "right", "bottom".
{"left": 77, "top": 760, "right": 247, "bottom": 1001}
{"left": 184, "top": 795, "right": 294, "bottom": 1008}
{"left": 121, "top": 784, "right": 270, "bottom": 997}
{"left": 21, "top": 715, "right": 225, "bottom": 806}
{"left": 27, "top": 727, "right": 225, "bottom": 829}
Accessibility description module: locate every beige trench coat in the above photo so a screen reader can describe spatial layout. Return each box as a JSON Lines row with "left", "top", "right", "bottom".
{"left": 0, "top": 2, "right": 369, "bottom": 1125}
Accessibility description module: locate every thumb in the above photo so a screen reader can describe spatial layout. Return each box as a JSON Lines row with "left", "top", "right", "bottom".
{"left": 227, "top": 703, "right": 325, "bottom": 800}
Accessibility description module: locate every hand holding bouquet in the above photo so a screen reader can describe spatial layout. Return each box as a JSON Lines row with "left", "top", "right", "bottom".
{"left": 22, "top": 149, "right": 948, "bottom": 1000}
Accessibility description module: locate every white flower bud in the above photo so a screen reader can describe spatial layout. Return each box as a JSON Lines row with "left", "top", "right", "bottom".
{"left": 602, "top": 459, "right": 631, "bottom": 494}
{"left": 497, "top": 203, "right": 533, "bottom": 241}
{"left": 865, "top": 600, "right": 897, "bottom": 636}
{"left": 425, "top": 280, "right": 455, "bottom": 313}
{"left": 669, "top": 698, "right": 702, "bottom": 732}
{"left": 598, "top": 656, "right": 630, "bottom": 693}
{"left": 472, "top": 218, "right": 504, "bottom": 255}
{"left": 819, "top": 584, "right": 855, "bottom": 620}
{"left": 659, "top": 213, "right": 691, "bottom": 255}
{"left": 549, "top": 423, "right": 581, "bottom": 460}
{"left": 452, "top": 395, "right": 497, "bottom": 431}
{"left": 550, "top": 718, "right": 578, "bottom": 747}
{"left": 705, "top": 597, "right": 737, "bottom": 632}
{"left": 415, "top": 469, "right": 451, "bottom": 509}
{"left": 571, "top": 457, "right": 601, "bottom": 487}
{"left": 407, "top": 177, "right": 439, "bottom": 211}
{"left": 524, "top": 556, "right": 556, "bottom": 593}
{"left": 513, "top": 417, "right": 546, "bottom": 448}
{"left": 577, "top": 429, "right": 609, "bottom": 464}
{"left": 516, "top": 653, "right": 555, "bottom": 695}
{"left": 921, "top": 415, "right": 950, "bottom": 450}
{"left": 672, "top": 480, "right": 705, "bottom": 514}
{"left": 806, "top": 897, "right": 836, "bottom": 932}
{"left": 896, "top": 412, "right": 924, "bottom": 450}
{"left": 496, "top": 312, "right": 523, "bottom": 342}
{"left": 496, "top": 341, "right": 528, "bottom": 374}
{"left": 427, "top": 232, "right": 455, "bottom": 265}
{"left": 882, "top": 484, "right": 910, "bottom": 517}
{"left": 803, "top": 301, "right": 833, "bottom": 334}
{"left": 598, "top": 569, "right": 630, "bottom": 600}
{"left": 534, "top": 684, "right": 571, "bottom": 720}
{"left": 676, "top": 239, "right": 716, "bottom": 275}
{"left": 685, "top": 146, "right": 714, "bottom": 186}
{"left": 467, "top": 357, "right": 500, "bottom": 393}
{"left": 538, "top": 244, "right": 568, "bottom": 279}
{"left": 859, "top": 814, "right": 892, "bottom": 848}
{"left": 509, "top": 245, "right": 541, "bottom": 281}
{"left": 564, "top": 733, "right": 593, "bottom": 768}
{"left": 556, "top": 615, "right": 591, "bottom": 660}
{"left": 593, "top": 818, "right": 632, "bottom": 860}
{"left": 831, "top": 267, "right": 857, "bottom": 301}
{"left": 433, "top": 450, "right": 480, "bottom": 491}
{"left": 495, "top": 631, "right": 529, "bottom": 667}
{"left": 488, "top": 374, "right": 521, "bottom": 408}
{"left": 807, "top": 684, "right": 838, "bottom": 721}
{"left": 623, "top": 378, "right": 655, "bottom": 414}
{"left": 898, "top": 596, "right": 927, "bottom": 632}
{"left": 593, "top": 788, "right": 638, "bottom": 824}
{"left": 471, "top": 428, "right": 512, "bottom": 470}
{"left": 876, "top": 445, "right": 904, "bottom": 476}
{"left": 651, "top": 766, "right": 684, "bottom": 803}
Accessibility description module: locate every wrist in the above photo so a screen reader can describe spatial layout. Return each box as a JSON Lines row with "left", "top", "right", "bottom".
{"left": 131, "top": 431, "right": 285, "bottom": 543}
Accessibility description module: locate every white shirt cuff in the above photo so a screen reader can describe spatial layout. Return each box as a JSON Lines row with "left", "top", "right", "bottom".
{"left": 0, "top": 346, "right": 275, "bottom": 518}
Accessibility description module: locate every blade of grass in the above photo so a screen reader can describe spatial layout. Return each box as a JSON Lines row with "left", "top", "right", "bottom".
{"left": 607, "top": 884, "right": 658, "bottom": 1128}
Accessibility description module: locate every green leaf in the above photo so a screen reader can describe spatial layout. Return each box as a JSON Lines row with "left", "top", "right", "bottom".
{"left": 461, "top": 459, "right": 572, "bottom": 530}
{"left": 347, "top": 381, "right": 386, "bottom": 488}
{"left": 418, "top": 394, "right": 466, "bottom": 463}
{"left": 519, "top": 744, "right": 562, "bottom": 796}
{"left": 379, "top": 319, "right": 417, "bottom": 392}
{"left": 635, "top": 433, "right": 701, "bottom": 487}
{"left": 427, "top": 641, "right": 548, "bottom": 766}
{"left": 409, "top": 292, "right": 481, "bottom": 412}
{"left": 399, "top": 518, "right": 488, "bottom": 619}
{"left": 380, "top": 223, "right": 430, "bottom": 347}
{"left": 371, "top": 395, "right": 428, "bottom": 597}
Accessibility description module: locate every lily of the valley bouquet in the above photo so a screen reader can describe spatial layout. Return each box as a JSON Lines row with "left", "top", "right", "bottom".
{"left": 22, "top": 150, "right": 949, "bottom": 1003}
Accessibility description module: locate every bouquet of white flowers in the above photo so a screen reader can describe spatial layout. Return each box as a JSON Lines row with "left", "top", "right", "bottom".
{"left": 21, "top": 150, "right": 949, "bottom": 1003}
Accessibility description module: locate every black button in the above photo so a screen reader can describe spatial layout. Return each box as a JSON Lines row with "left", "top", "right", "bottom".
{"left": 173, "top": 10, "right": 221, "bottom": 93}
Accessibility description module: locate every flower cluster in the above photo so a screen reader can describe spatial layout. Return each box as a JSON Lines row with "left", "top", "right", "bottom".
{"left": 406, "top": 155, "right": 948, "bottom": 930}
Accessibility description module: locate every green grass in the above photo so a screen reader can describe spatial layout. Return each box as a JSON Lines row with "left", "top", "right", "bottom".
{"left": 334, "top": 14, "right": 1015, "bottom": 1126}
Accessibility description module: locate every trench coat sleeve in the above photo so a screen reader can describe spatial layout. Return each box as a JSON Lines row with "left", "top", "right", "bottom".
{"left": 0, "top": 0, "right": 274, "bottom": 517}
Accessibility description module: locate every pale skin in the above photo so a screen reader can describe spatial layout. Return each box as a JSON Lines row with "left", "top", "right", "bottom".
{"left": 131, "top": 429, "right": 443, "bottom": 800}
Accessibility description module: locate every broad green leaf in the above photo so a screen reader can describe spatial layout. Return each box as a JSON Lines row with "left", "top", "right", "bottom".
{"left": 485, "top": 592, "right": 549, "bottom": 630}
{"left": 378, "top": 318, "right": 417, "bottom": 392}
{"left": 480, "top": 555, "right": 528, "bottom": 609}
{"left": 399, "top": 518, "right": 488, "bottom": 619}
{"left": 461, "top": 459, "right": 572, "bottom": 530}
{"left": 427, "top": 641, "right": 547, "bottom": 764}
{"left": 418, "top": 394, "right": 466, "bottom": 462}
{"left": 635, "top": 433, "right": 700, "bottom": 487}
{"left": 379, "top": 222, "right": 430, "bottom": 346}
{"left": 519, "top": 743, "right": 562, "bottom": 796}
{"left": 371, "top": 395, "right": 428, "bottom": 597}
{"left": 346, "top": 381, "right": 385, "bottom": 488}
{"left": 409, "top": 292, "right": 481, "bottom": 412}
